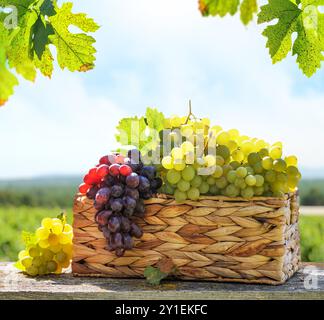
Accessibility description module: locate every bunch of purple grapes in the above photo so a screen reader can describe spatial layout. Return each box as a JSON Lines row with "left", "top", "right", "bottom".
{"left": 80, "top": 149, "right": 162, "bottom": 257}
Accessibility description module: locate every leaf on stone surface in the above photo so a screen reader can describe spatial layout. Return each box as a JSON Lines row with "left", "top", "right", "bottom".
{"left": 144, "top": 258, "right": 176, "bottom": 285}
{"left": 48, "top": 2, "right": 99, "bottom": 72}
{"left": 199, "top": 0, "right": 240, "bottom": 17}
{"left": 258, "top": 0, "right": 324, "bottom": 77}
{"left": 240, "top": 0, "right": 258, "bottom": 25}
{"left": 144, "top": 266, "right": 167, "bottom": 286}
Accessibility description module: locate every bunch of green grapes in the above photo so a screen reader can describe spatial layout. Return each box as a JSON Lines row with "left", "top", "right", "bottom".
{"left": 159, "top": 114, "right": 301, "bottom": 201}
{"left": 16, "top": 216, "right": 73, "bottom": 276}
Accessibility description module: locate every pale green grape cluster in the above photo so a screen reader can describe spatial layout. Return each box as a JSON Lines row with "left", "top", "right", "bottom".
{"left": 159, "top": 114, "right": 301, "bottom": 201}
{"left": 16, "top": 216, "right": 73, "bottom": 276}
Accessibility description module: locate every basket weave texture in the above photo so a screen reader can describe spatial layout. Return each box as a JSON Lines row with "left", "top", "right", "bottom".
{"left": 72, "top": 192, "right": 300, "bottom": 285}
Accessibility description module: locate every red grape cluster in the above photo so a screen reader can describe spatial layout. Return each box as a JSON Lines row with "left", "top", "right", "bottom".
{"left": 79, "top": 150, "right": 162, "bottom": 256}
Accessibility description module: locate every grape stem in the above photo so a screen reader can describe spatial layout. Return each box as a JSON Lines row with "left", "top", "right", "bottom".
{"left": 185, "top": 100, "right": 198, "bottom": 124}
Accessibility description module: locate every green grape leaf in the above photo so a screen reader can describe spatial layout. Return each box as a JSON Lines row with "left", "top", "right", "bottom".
{"left": 40, "top": 0, "right": 56, "bottom": 17}
{"left": 6, "top": 7, "right": 38, "bottom": 81}
{"left": 0, "top": 25, "right": 18, "bottom": 106}
{"left": 144, "top": 258, "right": 176, "bottom": 286}
{"left": 199, "top": 0, "right": 240, "bottom": 17}
{"left": 145, "top": 107, "right": 165, "bottom": 132}
{"left": 115, "top": 116, "right": 149, "bottom": 151}
{"left": 32, "top": 16, "right": 54, "bottom": 60}
{"left": 48, "top": 2, "right": 99, "bottom": 72}
{"left": 258, "top": 0, "right": 324, "bottom": 77}
{"left": 144, "top": 266, "right": 167, "bottom": 286}
{"left": 240, "top": 0, "right": 258, "bottom": 25}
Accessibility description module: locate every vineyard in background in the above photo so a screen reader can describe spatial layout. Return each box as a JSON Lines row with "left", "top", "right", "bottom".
{"left": 0, "top": 176, "right": 323, "bottom": 262}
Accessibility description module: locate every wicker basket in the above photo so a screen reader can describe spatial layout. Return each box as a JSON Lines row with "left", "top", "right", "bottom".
{"left": 72, "top": 192, "right": 301, "bottom": 285}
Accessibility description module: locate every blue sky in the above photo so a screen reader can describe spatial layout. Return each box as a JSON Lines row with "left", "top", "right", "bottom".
{"left": 1, "top": 0, "right": 324, "bottom": 179}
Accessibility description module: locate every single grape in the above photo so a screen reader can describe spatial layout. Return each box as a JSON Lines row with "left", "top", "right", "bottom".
{"left": 123, "top": 196, "right": 137, "bottom": 210}
{"left": 207, "top": 176, "right": 216, "bottom": 185}
{"left": 104, "top": 175, "right": 116, "bottom": 187}
{"left": 177, "top": 179, "right": 191, "bottom": 192}
{"left": 241, "top": 187, "right": 254, "bottom": 199}
{"left": 234, "top": 177, "right": 246, "bottom": 189}
{"left": 123, "top": 234, "right": 133, "bottom": 250}
{"left": 26, "top": 266, "right": 39, "bottom": 276}
{"left": 191, "top": 175, "right": 203, "bottom": 187}
{"left": 236, "top": 167, "right": 247, "bottom": 178}
{"left": 36, "top": 227, "right": 49, "bottom": 241}
{"left": 124, "top": 187, "right": 140, "bottom": 200}
{"left": 212, "top": 165, "right": 223, "bottom": 178}
{"left": 141, "top": 166, "right": 156, "bottom": 181}
{"left": 95, "top": 187, "right": 111, "bottom": 205}
{"left": 254, "top": 186, "right": 264, "bottom": 196}
{"left": 108, "top": 216, "right": 121, "bottom": 233}
{"left": 230, "top": 161, "right": 240, "bottom": 170}
{"left": 96, "top": 210, "right": 113, "bottom": 226}
{"left": 232, "top": 150, "right": 244, "bottom": 162}
{"left": 138, "top": 176, "right": 150, "bottom": 192}
{"left": 131, "top": 223, "right": 143, "bottom": 238}
{"left": 227, "top": 170, "right": 237, "bottom": 184}
{"left": 99, "top": 155, "right": 110, "bottom": 165}
{"left": 79, "top": 183, "right": 90, "bottom": 194}
{"left": 56, "top": 251, "right": 67, "bottom": 264}
{"left": 29, "top": 246, "right": 40, "bottom": 258}
{"left": 273, "top": 159, "right": 287, "bottom": 172}
{"left": 216, "top": 177, "right": 228, "bottom": 189}
{"left": 162, "top": 156, "right": 174, "bottom": 170}
{"left": 216, "top": 155, "right": 225, "bottom": 166}
{"left": 265, "top": 170, "right": 276, "bottom": 183}
{"left": 114, "top": 233, "right": 124, "bottom": 248}
{"left": 101, "top": 226, "right": 110, "bottom": 239}
{"left": 248, "top": 153, "right": 261, "bottom": 166}
{"left": 123, "top": 206, "right": 135, "bottom": 216}
{"left": 109, "top": 163, "right": 120, "bottom": 176}
{"left": 199, "top": 181, "right": 209, "bottom": 194}
{"left": 96, "top": 164, "right": 110, "bottom": 178}
{"left": 174, "top": 189, "right": 187, "bottom": 202}
{"left": 46, "top": 261, "right": 58, "bottom": 273}
{"left": 285, "top": 155, "right": 298, "bottom": 167}
{"left": 225, "top": 184, "right": 240, "bottom": 197}
{"left": 120, "top": 216, "right": 131, "bottom": 233}
{"left": 111, "top": 184, "right": 124, "bottom": 198}
{"left": 262, "top": 157, "right": 273, "bottom": 170}
{"left": 216, "top": 131, "right": 230, "bottom": 145}
{"left": 86, "top": 186, "right": 99, "bottom": 200}
{"left": 187, "top": 187, "right": 200, "bottom": 200}
{"left": 119, "top": 164, "right": 133, "bottom": 177}
{"left": 110, "top": 198, "right": 124, "bottom": 212}
{"left": 269, "top": 146, "right": 282, "bottom": 159}
{"left": 245, "top": 175, "right": 257, "bottom": 186}
{"left": 151, "top": 178, "right": 163, "bottom": 191}
{"left": 255, "top": 175, "right": 265, "bottom": 187}
{"left": 209, "top": 185, "right": 219, "bottom": 195}
{"left": 181, "top": 165, "right": 196, "bottom": 182}
{"left": 258, "top": 148, "right": 269, "bottom": 158}
{"left": 216, "top": 145, "right": 230, "bottom": 160}
{"left": 140, "top": 190, "right": 153, "bottom": 200}
{"left": 166, "top": 169, "right": 181, "bottom": 185}
{"left": 126, "top": 173, "right": 140, "bottom": 188}
{"left": 253, "top": 162, "right": 263, "bottom": 174}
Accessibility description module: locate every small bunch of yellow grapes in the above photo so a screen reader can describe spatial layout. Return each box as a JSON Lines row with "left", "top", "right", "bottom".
{"left": 159, "top": 113, "right": 301, "bottom": 202}
{"left": 15, "top": 215, "right": 73, "bottom": 276}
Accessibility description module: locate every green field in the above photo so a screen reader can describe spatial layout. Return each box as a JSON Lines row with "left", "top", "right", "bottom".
{"left": 0, "top": 206, "right": 323, "bottom": 262}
